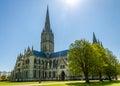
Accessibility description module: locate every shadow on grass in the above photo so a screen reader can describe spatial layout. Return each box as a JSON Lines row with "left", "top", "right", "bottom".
{"left": 67, "top": 80, "right": 120, "bottom": 86}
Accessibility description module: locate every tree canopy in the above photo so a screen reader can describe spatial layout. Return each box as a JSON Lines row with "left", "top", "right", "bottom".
{"left": 68, "top": 39, "right": 95, "bottom": 83}
{"left": 68, "top": 39, "right": 120, "bottom": 83}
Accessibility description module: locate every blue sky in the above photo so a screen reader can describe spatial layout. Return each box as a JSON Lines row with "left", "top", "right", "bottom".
{"left": 0, "top": 0, "right": 120, "bottom": 71}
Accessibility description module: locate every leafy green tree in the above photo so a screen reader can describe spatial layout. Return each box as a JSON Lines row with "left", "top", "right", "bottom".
{"left": 6, "top": 75, "right": 10, "bottom": 81}
{"left": 105, "top": 49, "right": 120, "bottom": 80}
{"left": 104, "top": 64, "right": 115, "bottom": 81}
{"left": 92, "top": 43, "right": 108, "bottom": 82}
{"left": 68, "top": 39, "right": 96, "bottom": 83}
{"left": 1, "top": 75, "right": 6, "bottom": 81}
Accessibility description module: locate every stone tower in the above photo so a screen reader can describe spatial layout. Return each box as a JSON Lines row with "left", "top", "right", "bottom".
{"left": 41, "top": 6, "right": 54, "bottom": 57}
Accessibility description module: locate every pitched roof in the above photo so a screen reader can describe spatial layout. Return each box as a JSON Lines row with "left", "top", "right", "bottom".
{"left": 33, "top": 50, "right": 46, "bottom": 58}
{"left": 50, "top": 50, "right": 69, "bottom": 58}
{"left": 33, "top": 50, "right": 69, "bottom": 58}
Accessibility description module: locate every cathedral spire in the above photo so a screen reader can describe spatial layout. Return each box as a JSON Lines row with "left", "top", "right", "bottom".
{"left": 41, "top": 6, "right": 54, "bottom": 56}
{"left": 93, "top": 32, "right": 97, "bottom": 43}
{"left": 45, "top": 6, "right": 51, "bottom": 31}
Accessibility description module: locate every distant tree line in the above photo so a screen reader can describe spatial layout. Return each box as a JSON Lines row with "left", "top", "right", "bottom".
{"left": 68, "top": 39, "right": 120, "bottom": 83}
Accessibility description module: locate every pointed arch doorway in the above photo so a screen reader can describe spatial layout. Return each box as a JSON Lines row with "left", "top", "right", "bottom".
{"left": 61, "top": 71, "right": 65, "bottom": 81}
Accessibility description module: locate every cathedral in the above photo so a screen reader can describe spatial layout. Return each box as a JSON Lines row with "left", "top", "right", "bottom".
{"left": 11, "top": 7, "right": 71, "bottom": 81}
{"left": 11, "top": 7, "right": 100, "bottom": 81}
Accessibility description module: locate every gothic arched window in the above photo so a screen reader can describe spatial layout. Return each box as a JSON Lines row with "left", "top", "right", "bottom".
{"left": 34, "top": 59, "right": 37, "bottom": 64}
{"left": 49, "top": 60, "right": 52, "bottom": 68}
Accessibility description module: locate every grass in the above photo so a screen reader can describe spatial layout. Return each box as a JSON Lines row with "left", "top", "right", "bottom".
{"left": 0, "top": 81, "right": 36, "bottom": 86}
{"left": 47, "top": 80, "right": 120, "bottom": 86}
{"left": 66, "top": 81, "right": 120, "bottom": 86}
{"left": 0, "top": 80, "right": 120, "bottom": 86}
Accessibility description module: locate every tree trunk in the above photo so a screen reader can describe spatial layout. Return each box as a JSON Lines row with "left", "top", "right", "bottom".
{"left": 84, "top": 71, "right": 89, "bottom": 83}
{"left": 108, "top": 76, "right": 112, "bottom": 81}
{"left": 115, "top": 75, "right": 118, "bottom": 80}
{"left": 99, "top": 72, "right": 103, "bottom": 82}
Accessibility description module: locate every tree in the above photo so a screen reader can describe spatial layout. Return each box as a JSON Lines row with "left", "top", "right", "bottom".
{"left": 0, "top": 75, "right": 6, "bottom": 81}
{"left": 104, "top": 64, "right": 115, "bottom": 81}
{"left": 68, "top": 39, "right": 96, "bottom": 83}
{"left": 105, "top": 49, "right": 120, "bottom": 81}
{"left": 6, "top": 75, "right": 10, "bottom": 81}
{"left": 92, "top": 43, "right": 108, "bottom": 82}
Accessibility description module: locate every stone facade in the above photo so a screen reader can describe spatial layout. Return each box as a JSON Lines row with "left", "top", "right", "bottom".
{"left": 11, "top": 7, "right": 71, "bottom": 81}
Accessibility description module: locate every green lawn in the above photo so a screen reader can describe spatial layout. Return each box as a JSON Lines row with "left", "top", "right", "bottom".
{"left": 47, "top": 81, "right": 120, "bottom": 86}
{"left": 0, "top": 80, "right": 120, "bottom": 86}
{"left": 0, "top": 81, "right": 36, "bottom": 86}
